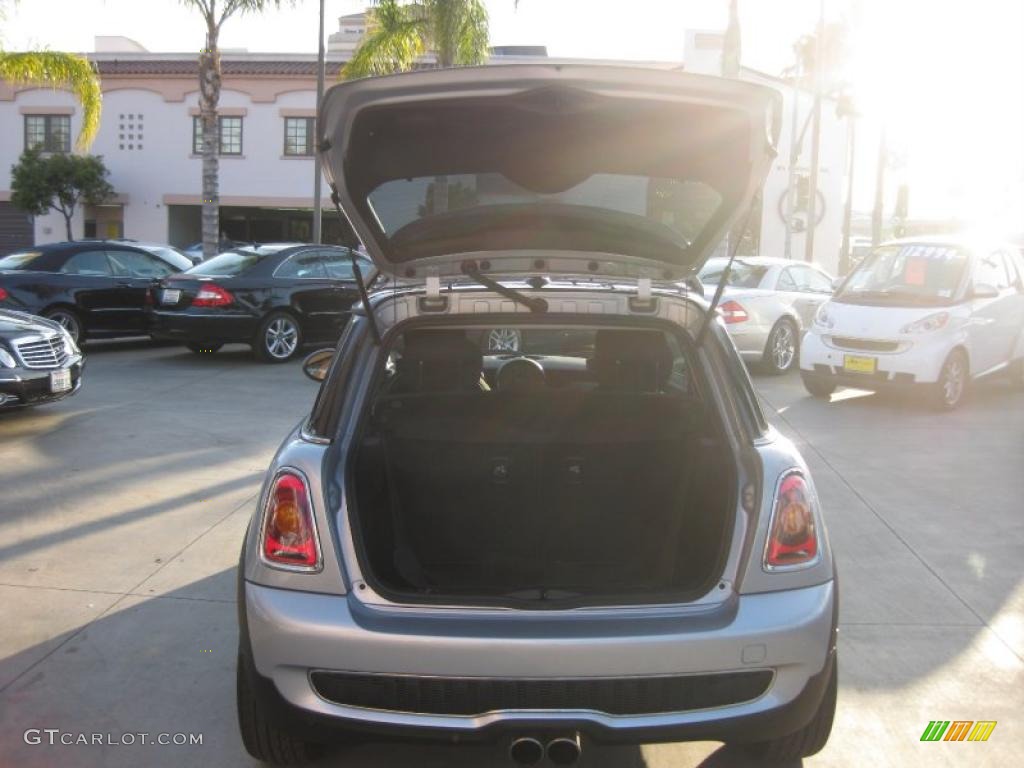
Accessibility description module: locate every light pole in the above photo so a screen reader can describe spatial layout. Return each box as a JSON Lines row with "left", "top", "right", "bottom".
{"left": 803, "top": 0, "right": 825, "bottom": 264}
{"left": 312, "top": 0, "right": 326, "bottom": 244}
{"left": 840, "top": 114, "right": 856, "bottom": 275}
{"left": 871, "top": 124, "right": 886, "bottom": 246}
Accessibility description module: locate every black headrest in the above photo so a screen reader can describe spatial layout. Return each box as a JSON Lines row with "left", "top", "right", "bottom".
{"left": 591, "top": 330, "right": 673, "bottom": 392}
{"left": 395, "top": 330, "right": 482, "bottom": 391}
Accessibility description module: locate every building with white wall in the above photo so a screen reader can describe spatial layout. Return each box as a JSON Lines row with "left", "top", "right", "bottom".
{"left": 0, "top": 25, "right": 849, "bottom": 273}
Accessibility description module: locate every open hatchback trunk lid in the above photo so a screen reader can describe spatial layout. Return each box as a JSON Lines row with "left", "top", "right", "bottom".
{"left": 319, "top": 65, "right": 781, "bottom": 280}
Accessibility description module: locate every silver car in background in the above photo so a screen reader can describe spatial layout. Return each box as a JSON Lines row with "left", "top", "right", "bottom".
{"left": 237, "top": 65, "right": 837, "bottom": 767}
{"left": 699, "top": 256, "right": 834, "bottom": 374}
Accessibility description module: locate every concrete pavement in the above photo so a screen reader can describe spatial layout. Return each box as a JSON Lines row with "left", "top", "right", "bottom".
{"left": 0, "top": 340, "right": 1021, "bottom": 767}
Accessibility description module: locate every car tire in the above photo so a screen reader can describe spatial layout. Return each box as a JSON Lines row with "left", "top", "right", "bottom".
{"left": 43, "top": 307, "right": 84, "bottom": 344}
{"left": 237, "top": 650, "right": 317, "bottom": 767}
{"left": 187, "top": 342, "right": 223, "bottom": 355}
{"left": 801, "top": 372, "right": 836, "bottom": 399}
{"left": 743, "top": 654, "right": 837, "bottom": 762}
{"left": 255, "top": 311, "right": 302, "bottom": 363}
{"left": 762, "top": 319, "right": 799, "bottom": 375}
{"left": 929, "top": 349, "right": 969, "bottom": 410}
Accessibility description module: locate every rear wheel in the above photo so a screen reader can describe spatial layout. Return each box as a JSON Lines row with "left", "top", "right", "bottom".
{"left": 237, "top": 651, "right": 317, "bottom": 767}
{"left": 43, "top": 307, "right": 83, "bottom": 344}
{"left": 743, "top": 655, "right": 837, "bottom": 762}
{"left": 256, "top": 312, "right": 302, "bottom": 363}
{"left": 186, "top": 342, "right": 222, "bottom": 355}
{"left": 762, "top": 319, "right": 798, "bottom": 375}
{"left": 801, "top": 372, "right": 836, "bottom": 399}
{"left": 929, "top": 349, "right": 968, "bottom": 410}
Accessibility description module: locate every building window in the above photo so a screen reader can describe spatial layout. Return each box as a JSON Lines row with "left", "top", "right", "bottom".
{"left": 284, "top": 117, "right": 315, "bottom": 156}
{"left": 192, "top": 115, "right": 243, "bottom": 155}
{"left": 24, "top": 115, "right": 71, "bottom": 153}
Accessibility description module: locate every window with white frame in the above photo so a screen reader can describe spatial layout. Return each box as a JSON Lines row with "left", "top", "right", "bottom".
{"left": 192, "top": 115, "right": 243, "bottom": 155}
{"left": 284, "top": 117, "right": 315, "bottom": 156}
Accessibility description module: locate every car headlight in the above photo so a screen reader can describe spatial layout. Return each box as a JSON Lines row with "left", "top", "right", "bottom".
{"left": 59, "top": 328, "right": 79, "bottom": 355}
{"left": 0, "top": 347, "right": 16, "bottom": 368}
{"left": 901, "top": 311, "right": 950, "bottom": 334}
{"left": 813, "top": 304, "right": 834, "bottom": 330}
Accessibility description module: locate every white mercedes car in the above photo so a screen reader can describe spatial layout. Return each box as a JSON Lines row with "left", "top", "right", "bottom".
{"left": 800, "top": 238, "right": 1024, "bottom": 409}
{"left": 699, "top": 256, "right": 834, "bottom": 374}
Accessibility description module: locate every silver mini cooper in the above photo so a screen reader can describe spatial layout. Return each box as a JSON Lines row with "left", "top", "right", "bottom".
{"left": 236, "top": 65, "right": 837, "bottom": 766}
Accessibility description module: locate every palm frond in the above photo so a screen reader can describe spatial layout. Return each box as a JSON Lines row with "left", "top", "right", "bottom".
{"left": 342, "top": 0, "right": 427, "bottom": 79}
{"left": 0, "top": 51, "right": 102, "bottom": 149}
{"left": 454, "top": 0, "right": 489, "bottom": 67}
{"left": 431, "top": 0, "right": 489, "bottom": 67}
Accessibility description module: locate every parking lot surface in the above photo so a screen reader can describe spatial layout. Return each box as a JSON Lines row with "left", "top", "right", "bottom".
{"left": 1, "top": 341, "right": 1021, "bottom": 767}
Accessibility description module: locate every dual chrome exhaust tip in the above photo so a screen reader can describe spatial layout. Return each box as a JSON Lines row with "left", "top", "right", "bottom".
{"left": 509, "top": 734, "right": 582, "bottom": 766}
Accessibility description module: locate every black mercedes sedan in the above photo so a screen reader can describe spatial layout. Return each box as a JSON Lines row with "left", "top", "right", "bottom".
{"left": 0, "top": 309, "right": 84, "bottom": 409}
{"left": 148, "top": 244, "right": 375, "bottom": 362}
{"left": 0, "top": 241, "right": 193, "bottom": 343}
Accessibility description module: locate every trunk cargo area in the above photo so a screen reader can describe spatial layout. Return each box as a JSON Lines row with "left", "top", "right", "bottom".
{"left": 351, "top": 386, "right": 735, "bottom": 606}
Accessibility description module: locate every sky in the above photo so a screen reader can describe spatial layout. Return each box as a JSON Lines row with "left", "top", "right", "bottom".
{"left": 3, "top": 0, "right": 1022, "bottom": 229}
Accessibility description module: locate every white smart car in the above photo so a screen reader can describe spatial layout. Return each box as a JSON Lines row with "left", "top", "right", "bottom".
{"left": 800, "top": 238, "right": 1024, "bottom": 409}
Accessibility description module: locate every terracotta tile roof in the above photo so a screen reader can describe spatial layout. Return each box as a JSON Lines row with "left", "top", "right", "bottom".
{"left": 93, "top": 58, "right": 346, "bottom": 77}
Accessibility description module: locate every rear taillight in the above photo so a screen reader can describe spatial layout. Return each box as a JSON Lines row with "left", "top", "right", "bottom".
{"left": 0, "top": 287, "right": 8, "bottom": 302}
{"left": 764, "top": 471, "right": 819, "bottom": 569}
{"left": 260, "top": 470, "right": 320, "bottom": 570}
{"left": 719, "top": 300, "right": 749, "bottom": 324}
{"left": 192, "top": 284, "right": 234, "bottom": 307}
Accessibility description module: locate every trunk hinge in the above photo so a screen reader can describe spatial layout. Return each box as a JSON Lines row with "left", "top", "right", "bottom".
{"left": 629, "top": 277, "right": 657, "bottom": 312}
{"left": 418, "top": 274, "right": 449, "bottom": 312}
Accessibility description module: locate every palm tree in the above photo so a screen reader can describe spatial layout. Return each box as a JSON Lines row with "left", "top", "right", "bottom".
{"left": 0, "top": 53, "right": 101, "bottom": 150}
{"left": 343, "top": 0, "right": 489, "bottom": 78}
{"left": 181, "top": 1, "right": 291, "bottom": 259}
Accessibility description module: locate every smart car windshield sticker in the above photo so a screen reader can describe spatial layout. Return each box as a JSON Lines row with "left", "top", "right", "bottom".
{"left": 905, "top": 258, "right": 928, "bottom": 285}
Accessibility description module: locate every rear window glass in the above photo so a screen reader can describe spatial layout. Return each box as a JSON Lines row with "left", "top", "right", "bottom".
{"left": 139, "top": 245, "right": 193, "bottom": 272}
{"left": 699, "top": 260, "right": 769, "bottom": 289}
{"left": 0, "top": 251, "right": 43, "bottom": 270}
{"left": 368, "top": 173, "right": 722, "bottom": 260}
{"left": 186, "top": 250, "right": 265, "bottom": 276}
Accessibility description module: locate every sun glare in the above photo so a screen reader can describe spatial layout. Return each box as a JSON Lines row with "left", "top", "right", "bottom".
{"left": 847, "top": 0, "right": 1024, "bottom": 230}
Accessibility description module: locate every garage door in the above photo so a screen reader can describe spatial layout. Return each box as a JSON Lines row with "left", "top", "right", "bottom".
{"left": 0, "top": 202, "right": 34, "bottom": 256}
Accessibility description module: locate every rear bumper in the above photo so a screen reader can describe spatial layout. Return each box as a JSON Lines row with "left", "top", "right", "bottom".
{"left": 725, "top": 326, "right": 771, "bottom": 361}
{"left": 0, "top": 359, "right": 84, "bottom": 408}
{"left": 242, "top": 579, "right": 836, "bottom": 745}
{"left": 148, "top": 309, "right": 257, "bottom": 344}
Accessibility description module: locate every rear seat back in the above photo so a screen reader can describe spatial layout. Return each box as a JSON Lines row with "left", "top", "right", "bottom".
{"left": 374, "top": 391, "right": 702, "bottom": 587}
{"left": 391, "top": 329, "right": 483, "bottom": 393}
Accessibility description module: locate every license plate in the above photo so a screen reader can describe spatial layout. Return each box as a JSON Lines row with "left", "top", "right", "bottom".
{"left": 161, "top": 289, "right": 181, "bottom": 305}
{"left": 843, "top": 355, "right": 877, "bottom": 374}
{"left": 50, "top": 368, "right": 71, "bottom": 393}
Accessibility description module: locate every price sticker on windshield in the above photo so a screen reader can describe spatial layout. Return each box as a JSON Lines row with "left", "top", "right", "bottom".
{"left": 905, "top": 258, "right": 927, "bottom": 285}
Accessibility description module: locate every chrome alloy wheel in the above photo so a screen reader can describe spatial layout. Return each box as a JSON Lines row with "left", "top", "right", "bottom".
{"left": 940, "top": 354, "right": 966, "bottom": 407}
{"left": 487, "top": 328, "right": 522, "bottom": 352}
{"left": 770, "top": 322, "right": 797, "bottom": 372}
{"left": 265, "top": 317, "right": 299, "bottom": 360}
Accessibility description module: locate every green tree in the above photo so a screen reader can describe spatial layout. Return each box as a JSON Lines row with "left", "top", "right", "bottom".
{"left": 10, "top": 148, "right": 114, "bottom": 240}
{"left": 343, "top": 0, "right": 489, "bottom": 78}
{"left": 0, "top": 0, "right": 102, "bottom": 150}
{"left": 180, "top": 0, "right": 292, "bottom": 259}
